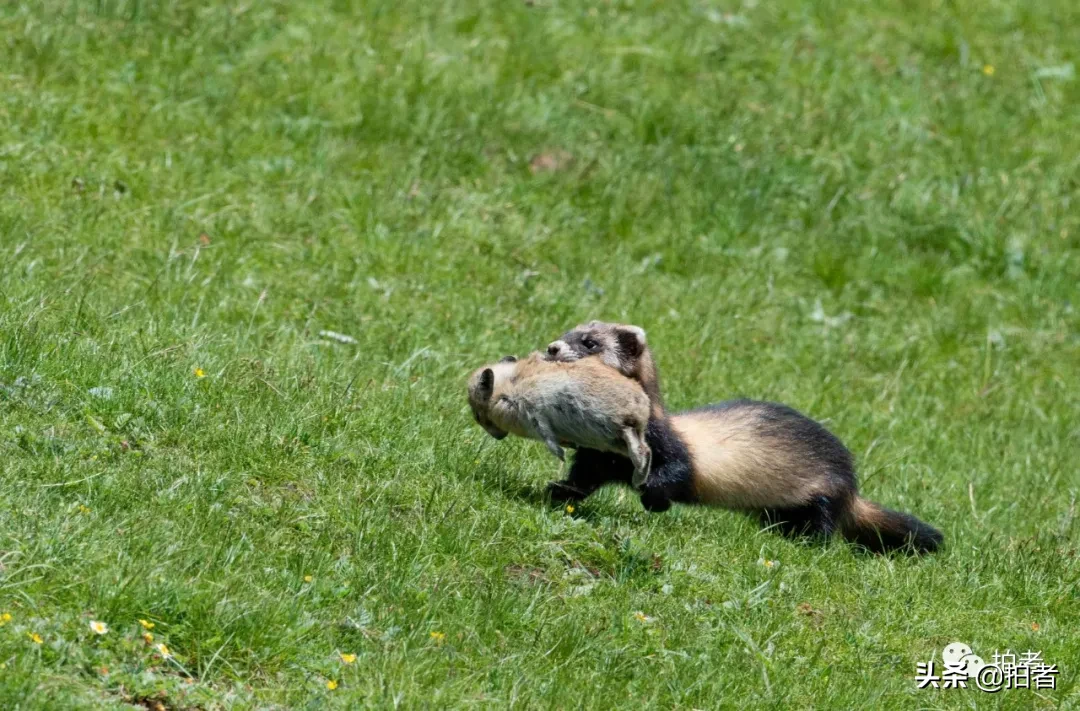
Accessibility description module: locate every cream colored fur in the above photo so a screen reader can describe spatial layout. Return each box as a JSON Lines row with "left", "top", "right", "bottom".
{"left": 670, "top": 408, "right": 833, "bottom": 508}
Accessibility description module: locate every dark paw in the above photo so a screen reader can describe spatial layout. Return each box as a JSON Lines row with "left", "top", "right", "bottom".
{"left": 640, "top": 488, "right": 672, "bottom": 513}
{"left": 547, "top": 480, "right": 589, "bottom": 503}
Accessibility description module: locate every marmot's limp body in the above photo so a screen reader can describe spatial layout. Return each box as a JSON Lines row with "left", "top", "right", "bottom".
{"left": 544, "top": 321, "right": 942, "bottom": 554}
{"left": 468, "top": 353, "right": 652, "bottom": 487}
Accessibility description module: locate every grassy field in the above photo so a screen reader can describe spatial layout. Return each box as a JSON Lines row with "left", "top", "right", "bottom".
{"left": 2, "top": 0, "right": 1079, "bottom": 707}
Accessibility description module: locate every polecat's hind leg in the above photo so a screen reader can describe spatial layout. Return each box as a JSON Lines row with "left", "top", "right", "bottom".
{"left": 759, "top": 496, "right": 841, "bottom": 539}
{"left": 622, "top": 426, "right": 652, "bottom": 489}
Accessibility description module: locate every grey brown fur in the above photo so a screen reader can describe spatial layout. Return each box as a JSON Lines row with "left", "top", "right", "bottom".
{"left": 468, "top": 352, "right": 653, "bottom": 487}
{"left": 547, "top": 320, "right": 665, "bottom": 420}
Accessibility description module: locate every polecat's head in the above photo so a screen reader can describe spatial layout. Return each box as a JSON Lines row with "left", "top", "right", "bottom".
{"left": 467, "top": 356, "right": 518, "bottom": 440}
{"left": 545, "top": 321, "right": 664, "bottom": 413}
{"left": 545, "top": 321, "right": 648, "bottom": 377}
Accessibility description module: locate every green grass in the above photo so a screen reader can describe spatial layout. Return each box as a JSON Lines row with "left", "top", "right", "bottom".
{"left": 2, "top": 0, "right": 1079, "bottom": 707}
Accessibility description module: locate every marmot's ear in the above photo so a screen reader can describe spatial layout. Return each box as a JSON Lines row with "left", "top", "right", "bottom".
{"left": 478, "top": 368, "right": 495, "bottom": 398}
{"left": 615, "top": 325, "right": 647, "bottom": 357}
{"left": 499, "top": 355, "right": 517, "bottom": 363}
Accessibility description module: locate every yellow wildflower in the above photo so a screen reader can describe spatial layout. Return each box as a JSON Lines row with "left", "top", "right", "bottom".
{"left": 194, "top": 367, "right": 206, "bottom": 378}
{"left": 326, "top": 680, "right": 338, "bottom": 690}
{"left": 139, "top": 619, "right": 155, "bottom": 630}
{"left": 339, "top": 652, "right": 357, "bottom": 664}
{"left": 565, "top": 504, "right": 575, "bottom": 514}
{"left": 430, "top": 631, "right": 446, "bottom": 643}
{"left": 29, "top": 632, "right": 43, "bottom": 644}
{"left": 983, "top": 64, "right": 995, "bottom": 76}
{"left": 0, "top": 612, "right": 11, "bottom": 625}
{"left": 143, "top": 632, "right": 154, "bottom": 643}
{"left": 89, "top": 620, "right": 109, "bottom": 635}
{"left": 156, "top": 643, "right": 171, "bottom": 658}
{"left": 304, "top": 575, "right": 313, "bottom": 583}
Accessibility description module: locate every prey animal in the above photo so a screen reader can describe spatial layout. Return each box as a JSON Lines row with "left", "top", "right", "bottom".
{"left": 467, "top": 352, "right": 653, "bottom": 487}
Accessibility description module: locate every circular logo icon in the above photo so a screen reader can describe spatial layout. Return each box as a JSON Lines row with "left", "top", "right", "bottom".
{"left": 942, "top": 643, "right": 972, "bottom": 665}
{"left": 942, "top": 643, "right": 985, "bottom": 678}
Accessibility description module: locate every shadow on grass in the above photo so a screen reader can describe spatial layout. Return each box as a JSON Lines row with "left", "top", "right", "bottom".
{"left": 467, "top": 455, "right": 928, "bottom": 557}
{"left": 464, "top": 456, "right": 554, "bottom": 509}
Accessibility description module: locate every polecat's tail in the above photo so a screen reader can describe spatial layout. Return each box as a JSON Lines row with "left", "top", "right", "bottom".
{"left": 840, "top": 496, "right": 943, "bottom": 554}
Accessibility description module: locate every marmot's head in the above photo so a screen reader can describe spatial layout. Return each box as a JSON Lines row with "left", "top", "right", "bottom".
{"left": 467, "top": 356, "right": 518, "bottom": 440}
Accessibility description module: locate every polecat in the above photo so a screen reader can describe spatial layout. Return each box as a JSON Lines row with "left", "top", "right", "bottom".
{"left": 467, "top": 353, "right": 653, "bottom": 487}
{"left": 543, "top": 321, "right": 943, "bottom": 554}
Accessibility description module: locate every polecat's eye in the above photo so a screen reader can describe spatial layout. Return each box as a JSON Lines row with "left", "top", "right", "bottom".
{"left": 582, "top": 337, "right": 598, "bottom": 350}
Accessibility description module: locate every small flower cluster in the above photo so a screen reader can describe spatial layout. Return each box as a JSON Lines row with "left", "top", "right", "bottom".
{"left": 4, "top": 609, "right": 375, "bottom": 695}
{"left": 2, "top": 614, "right": 176, "bottom": 663}
{"left": 324, "top": 650, "right": 359, "bottom": 691}
{"left": 140, "top": 619, "right": 155, "bottom": 643}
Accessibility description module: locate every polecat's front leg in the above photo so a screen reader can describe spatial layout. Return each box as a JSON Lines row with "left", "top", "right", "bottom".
{"left": 547, "top": 447, "right": 633, "bottom": 502}
{"left": 636, "top": 417, "right": 695, "bottom": 513}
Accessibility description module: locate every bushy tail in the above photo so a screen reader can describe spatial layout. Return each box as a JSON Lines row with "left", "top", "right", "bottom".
{"left": 840, "top": 496, "right": 943, "bottom": 554}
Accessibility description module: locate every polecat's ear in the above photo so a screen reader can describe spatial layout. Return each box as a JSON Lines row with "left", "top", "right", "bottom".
{"left": 615, "top": 325, "right": 647, "bottom": 357}
{"left": 499, "top": 355, "right": 517, "bottom": 363}
{"left": 477, "top": 368, "right": 495, "bottom": 398}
